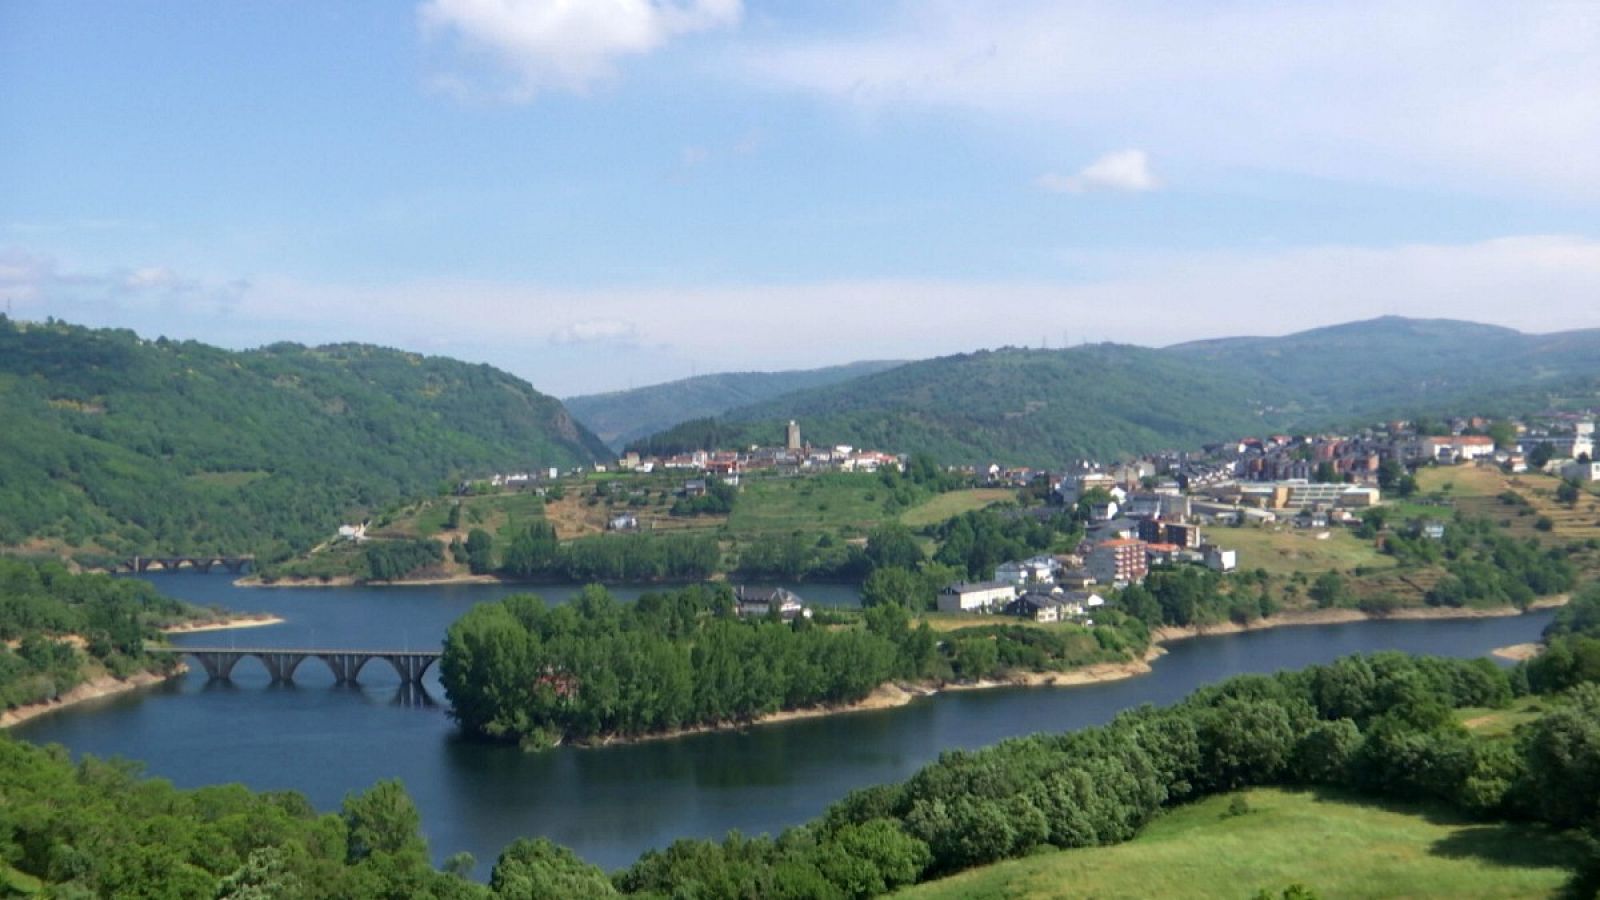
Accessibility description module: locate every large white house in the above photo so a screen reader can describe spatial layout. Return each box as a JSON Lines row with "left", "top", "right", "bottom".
{"left": 937, "top": 581, "right": 1016, "bottom": 613}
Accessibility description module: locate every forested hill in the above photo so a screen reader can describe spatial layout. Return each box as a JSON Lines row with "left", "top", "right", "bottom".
{"left": 1165, "top": 316, "right": 1600, "bottom": 419}
{"left": 633, "top": 344, "right": 1282, "bottom": 464}
{"left": 0, "top": 318, "right": 607, "bottom": 559}
{"left": 634, "top": 317, "right": 1600, "bottom": 464}
{"left": 564, "top": 359, "right": 904, "bottom": 449}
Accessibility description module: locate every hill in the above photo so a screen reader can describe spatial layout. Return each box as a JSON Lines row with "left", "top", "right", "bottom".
{"left": 635, "top": 317, "right": 1600, "bottom": 464}
{"left": 1165, "top": 315, "right": 1600, "bottom": 419}
{"left": 564, "top": 360, "right": 904, "bottom": 449}
{"left": 633, "top": 343, "right": 1286, "bottom": 463}
{"left": 897, "top": 787, "right": 1580, "bottom": 900}
{"left": 0, "top": 318, "right": 607, "bottom": 559}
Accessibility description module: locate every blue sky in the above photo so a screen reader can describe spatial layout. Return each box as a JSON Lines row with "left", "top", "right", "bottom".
{"left": 3, "top": 1, "right": 1598, "bottom": 395}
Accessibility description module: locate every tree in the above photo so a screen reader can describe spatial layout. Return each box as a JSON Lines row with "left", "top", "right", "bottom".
{"left": 1557, "top": 479, "right": 1582, "bottom": 507}
{"left": 1309, "top": 572, "right": 1347, "bottom": 609}
{"left": 1377, "top": 459, "right": 1405, "bottom": 491}
{"left": 1529, "top": 443, "right": 1556, "bottom": 469}
{"left": 1488, "top": 421, "right": 1518, "bottom": 449}
{"left": 866, "top": 524, "right": 925, "bottom": 571}
{"left": 490, "top": 838, "right": 616, "bottom": 899}
{"left": 343, "top": 780, "right": 426, "bottom": 863}
{"left": 861, "top": 566, "right": 924, "bottom": 609}
{"left": 465, "top": 528, "right": 495, "bottom": 575}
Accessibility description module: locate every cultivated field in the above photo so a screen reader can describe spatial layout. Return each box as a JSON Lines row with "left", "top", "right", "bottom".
{"left": 896, "top": 788, "right": 1580, "bottom": 900}
{"left": 726, "top": 474, "right": 896, "bottom": 536}
{"left": 900, "top": 488, "right": 1016, "bottom": 528}
{"left": 1212, "top": 523, "right": 1394, "bottom": 578}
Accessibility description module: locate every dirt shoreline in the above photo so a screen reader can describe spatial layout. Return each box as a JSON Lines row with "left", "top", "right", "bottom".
{"left": 1152, "top": 597, "right": 1569, "bottom": 644}
{"left": 2, "top": 615, "right": 282, "bottom": 727}
{"left": 1, "top": 668, "right": 182, "bottom": 729}
{"left": 161, "top": 613, "right": 285, "bottom": 634}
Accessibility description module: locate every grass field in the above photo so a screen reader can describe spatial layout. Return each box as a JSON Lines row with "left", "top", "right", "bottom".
{"left": 900, "top": 488, "right": 1017, "bottom": 528}
{"left": 896, "top": 788, "right": 1580, "bottom": 900}
{"left": 1458, "top": 694, "right": 1552, "bottom": 740}
{"left": 1212, "top": 523, "right": 1395, "bottom": 578}
{"left": 727, "top": 474, "right": 896, "bottom": 536}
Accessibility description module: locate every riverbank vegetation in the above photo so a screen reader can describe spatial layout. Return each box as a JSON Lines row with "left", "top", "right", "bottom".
{"left": 0, "top": 558, "right": 202, "bottom": 715}
{"left": 440, "top": 583, "right": 1149, "bottom": 748}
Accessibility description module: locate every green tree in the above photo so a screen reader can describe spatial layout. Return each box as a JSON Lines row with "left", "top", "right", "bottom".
{"left": 489, "top": 838, "right": 616, "bottom": 899}
{"left": 465, "top": 528, "right": 495, "bottom": 575}
{"left": 343, "top": 780, "right": 426, "bottom": 863}
{"left": 866, "top": 524, "right": 925, "bottom": 571}
{"left": 861, "top": 566, "right": 924, "bottom": 609}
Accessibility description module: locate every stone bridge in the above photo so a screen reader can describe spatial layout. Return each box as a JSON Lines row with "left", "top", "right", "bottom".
{"left": 123, "top": 555, "right": 255, "bottom": 574}
{"left": 151, "top": 646, "right": 441, "bottom": 685}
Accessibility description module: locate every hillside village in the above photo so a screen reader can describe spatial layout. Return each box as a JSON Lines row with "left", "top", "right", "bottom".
{"left": 431, "top": 410, "right": 1600, "bottom": 627}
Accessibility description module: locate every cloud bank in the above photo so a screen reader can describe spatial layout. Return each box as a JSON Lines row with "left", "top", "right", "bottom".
{"left": 10, "top": 235, "right": 1598, "bottom": 395}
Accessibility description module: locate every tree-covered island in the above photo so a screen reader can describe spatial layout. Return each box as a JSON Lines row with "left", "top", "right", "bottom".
{"left": 440, "top": 583, "right": 1150, "bottom": 749}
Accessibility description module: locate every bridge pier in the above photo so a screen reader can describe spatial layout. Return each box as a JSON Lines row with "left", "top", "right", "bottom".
{"left": 191, "top": 652, "right": 241, "bottom": 680}
{"left": 318, "top": 653, "right": 370, "bottom": 684}
{"left": 259, "top": 653, "right": 307, "bottom": 682}
{"left": 379, "top": 654, "right": 438, "bottom": 685}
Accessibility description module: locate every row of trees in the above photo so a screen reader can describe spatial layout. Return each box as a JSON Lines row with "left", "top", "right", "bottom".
{"left": 0, "top": 558, "right": 193, "bottom": 710}
{"left": 440, "top": 584, "right": 1148, "bottom": 748}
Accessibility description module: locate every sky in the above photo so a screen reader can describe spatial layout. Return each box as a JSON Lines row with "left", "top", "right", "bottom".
{"left": 2, "top": 1, "right": 1599, "bottom": 397}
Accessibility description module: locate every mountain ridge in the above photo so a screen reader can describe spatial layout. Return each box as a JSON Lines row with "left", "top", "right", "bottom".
{"left": 633, "top": 317, "right": 1600, "bottom": 464}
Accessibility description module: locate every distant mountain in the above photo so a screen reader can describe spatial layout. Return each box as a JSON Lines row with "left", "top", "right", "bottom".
{"left": 565, "top": 360, "right": 905, "bottom": 449}
{"left": 633, "top": 344, "right": 1284, "bottom": 464}
{"left": 1165, "top": 316, "right": 1600, "bottom": 418}
{"left": 0, "top": 318, "right": 607, "bottom": 557}
{"left": 634, "top": 317, "right": 1600, "bottom": 464}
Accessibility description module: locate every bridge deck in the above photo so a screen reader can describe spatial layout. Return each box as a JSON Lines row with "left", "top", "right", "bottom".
{"left": 152, "top": 647, "right": 441, "bottom": 656}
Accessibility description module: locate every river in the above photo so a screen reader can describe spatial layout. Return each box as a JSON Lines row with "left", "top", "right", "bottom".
{"left": 12, "top": 574, "right": 1555, "bottom": 874}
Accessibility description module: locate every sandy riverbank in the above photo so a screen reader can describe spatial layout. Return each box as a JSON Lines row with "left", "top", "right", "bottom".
{"left": 581, "top": 646, "right": 1168, "bottom": 748}
{"left": 1491, "top": 643, "right": 1544, "bottom": 662}
{"left": 1, "top": 668, "right": 181, "bottom": 729}
{"left": 1152, "top": 598, "right": 1568, "bottom": 644}
{"left": 161, "top": 613, "right": 285, "bottom": 634}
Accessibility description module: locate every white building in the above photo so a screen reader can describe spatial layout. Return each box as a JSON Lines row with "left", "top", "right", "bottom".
{"left": 937, "top": 581, "right": 1017, "bottom": 613}
{"left": 995, "top": 555, "right": 1060, "bottom": 586}
{"left": 1202, "top": 544, "right": 1238, "bottom": 573}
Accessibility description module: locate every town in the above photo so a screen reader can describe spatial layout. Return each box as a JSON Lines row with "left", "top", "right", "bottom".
{"left": 437, "top": 411, "right": 1598, "bottom": 627}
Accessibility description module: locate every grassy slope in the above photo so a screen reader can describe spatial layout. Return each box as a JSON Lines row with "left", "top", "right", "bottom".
{"left": 897, "top": 788, "right": 1580, "bottom": 900}
{"left": 900, "top": 489, "right": 1017, "bottom": 528}
{"left": 1210, "top": 523, "right": 1395, "bottom": 578}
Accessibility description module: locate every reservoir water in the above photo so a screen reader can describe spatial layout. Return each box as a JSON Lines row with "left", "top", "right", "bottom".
{"left": 13, "top": 574, "right": 1555, "bottom": 873}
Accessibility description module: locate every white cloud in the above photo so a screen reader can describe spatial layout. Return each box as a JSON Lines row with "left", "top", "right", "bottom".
{"left": 420, "top": 0, "right": 742, "bottom": 99}
{"left": 550, "top": 317, "right": 641, "bottom": 345}
{"left": 1038, "top": 150, "right": 1157, "bottom": 194}
{"left": 737, "top": 2, "right": 1600, "bottom": 196}
{"left": 0, "top": 249, "right": 247, "bottom": 319}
